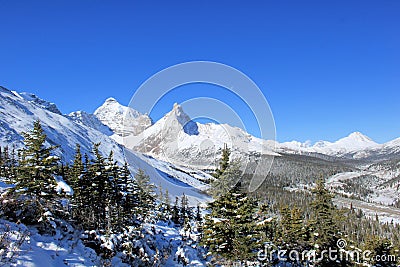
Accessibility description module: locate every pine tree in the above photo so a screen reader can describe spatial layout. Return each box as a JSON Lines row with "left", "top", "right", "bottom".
{"left": 202, "top": 182, "right": 260, "bottom": 264}
{"left": 121, "top": 163, "right": 140, "bottom": 226}
{"left": 212, "top": 143, "right": 230, "bottom": 179}
{"left": 364, "top": 236, "right": 398, "bottom": 267}
{"left": 171, "top": 196, "right": 180, "bottom": 225}
{"left": 135, "top": 169, "right": 155, "bottom": 222}
{"left": 163, "top": 188, "right": 171, "bottom": 220}
{"left": 88, "top": 143, "right": 109, "bottom": 230}
{"left": 156, "top": 186, "right": 171, "bottom": 222}
{"left": 309, "top": 178, "right": 343, "bottom": 266}
{"left": 68, "top": 144, "right": 84, "bottom": 221}
{"left": 277, "top": 205, "right": 310, "bottom": 264}
{"left": 14, "top": 120, "right": 59, "bottom": 200}
{"left": 105, "top": 151, "right": 120, "bottom": 233}
{"left": 180, "top": 193, "right": 191, "bottom": 225}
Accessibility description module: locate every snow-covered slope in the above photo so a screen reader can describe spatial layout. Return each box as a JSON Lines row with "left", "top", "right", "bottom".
{"left": 313, "top": 132, "right": 379, "bottom": 156}
{"left": 94, "top": 98, "right": 152, "bottom": 137}
{"left": 16, "top": 91, "right": 62, "bottom": 115}
{"left": 0, "top": 86, "right": 123, "bottom": 163}
{"left": 0, "top": 86, "right": 211, "bottom": 204}
{"left": 124, "top": 103, "right": 277, "bottom": 169}
{"left": 68, "top": 110, "right": 113, "bottom": 136}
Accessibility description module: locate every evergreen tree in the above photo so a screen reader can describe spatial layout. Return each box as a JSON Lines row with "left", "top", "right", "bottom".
{"left": 202, "top": 182, "right": 260, "bottom": 264}
{"left": 156, "top": 186, "right": 171, "bottom": 222}
{"left": 119, "top": 162, "right": 139, "bottom": 227}
{"left": 171, "top": 196, "right": 180, "bottom": 225}
{"left": 135, "top": 169, "right": 155, "bottom": 222}
{"left": 212, "top": 143, "right": 230, "bottom": 179}
{"left": 180, "top": 193, "right": 190, "bottom": 225}
{"left": 163, "top": 188, "right": 171, "bottom": 220}
{"left": 68, "top": 144, "right": 84, "bottom": 221}
{"left": 105, "top": 151, "right": 120, "bottom": 233}
{"left": 88, "top": 143, "right": 109, "bottom": 230}
{"left": 364, "top": 236, "right": 398, "bottom": 267}
{"left": 277, "top": 205, "right": 310, "bottom": 264}
{"left": 309, "top": 178, "right": 344, "bottom": 266}
{"left": 13, "top": 120, "right": 59, "bottom": 200}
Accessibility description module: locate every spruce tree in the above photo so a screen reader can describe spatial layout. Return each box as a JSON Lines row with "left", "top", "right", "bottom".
{"left": 68, "top": 144, "right": 84, "bottom": 221}
{"left": 118, "top": 162, "right": 139, "bottom": 228}
{"left": 135, "top": 169, "right": 155, "bottom": 222}
{"left": 14, "top": 120, "right": 59, "bottom": 200}
{"left": 213, "top": 143, "right": 230, "bottom": 178}
{"left": 364, "top": 236, "right": 398, "bottom": 267}
{"left": 309, "top": 178, "right": 344, "bottom": 266}
{"left": 202, "top": 182, "right": 260, "bottom": 264}
{"left": 171, "top": 196, "right": 180, "bottom": 225}
{"left": 88, "top": 143, "right": 109, "bottom": 230}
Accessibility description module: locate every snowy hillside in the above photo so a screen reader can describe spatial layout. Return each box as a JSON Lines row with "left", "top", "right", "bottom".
{"left": 0, "top": 86, "right": 123, "bottom": 163}
{"left": 0, "top": 86, "right": 212, "bottom": 204}
{"left": 68, "top": 110, "right": 113, "bottom": 136}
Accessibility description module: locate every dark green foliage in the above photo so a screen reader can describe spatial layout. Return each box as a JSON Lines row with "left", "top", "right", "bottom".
{"left": 13, "top": 120, "right": 59, "bottom": 199}
{"left": 212, "top": 143, "right": 230, "bottom": 179}
{"left": 0, "top": 121, "right": 65, "bottom": 232}
{"left": 66, "top": 145, "right": 156, "bottom": 233}
{"left": 364, "top": 236, "right": 398, "bottom": 267}
{"left": 202, "top": 183, "right": 260, "bottom": 264}
{"left": 135, "top": 169, "right": 156, "bottom": 222}
{"left": 171, "top": 196, "right": 180, "bottom": 225}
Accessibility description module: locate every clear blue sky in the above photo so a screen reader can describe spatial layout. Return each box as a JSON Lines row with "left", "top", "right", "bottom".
{"left": 0, "top": 1, "right": 399, "bottom": 143}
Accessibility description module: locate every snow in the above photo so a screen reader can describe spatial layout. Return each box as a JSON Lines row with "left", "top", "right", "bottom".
{"left": 0, "top": 219, "right": 100, "bottom": 267}
{"left": 280, "top": 132, "right": 380, "bottom": 158}
{"left": 0, "top": 87, "right": 125, "bottom": 164}
{"left": 94, "top": 97, "right": 152, "bottom": 137}
{"left": 55, "top": 176, "right": 73, "bottom": 196}
{"left": 68, "top": 110, "right": 113, "bottom": 136}
{"left": 123, "top": 149, "right": 212, "bottom": 206}
{"left": 123, "top": 103, "right": 278, "bottom": 170}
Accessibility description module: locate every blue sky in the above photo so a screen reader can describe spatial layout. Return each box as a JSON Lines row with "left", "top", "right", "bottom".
{"left": 0, "top": 1, "right": 399, "bottom": 143}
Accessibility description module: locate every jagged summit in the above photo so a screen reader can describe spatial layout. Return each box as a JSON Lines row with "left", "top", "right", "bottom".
{"left": 94, "top": 97, "right": 152, "bottom": 137}
{"left": 13, "top": 91, "right": 62, "bottom": 115}
{"left": 163, "top": 103, "right": 199, "bottom": 135}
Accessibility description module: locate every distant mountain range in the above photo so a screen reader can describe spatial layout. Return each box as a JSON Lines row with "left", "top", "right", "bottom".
{"left": 1, "top": 85, "right": 400, "bottom": 207}
{"left": 85, "top": 94, "right": 400, "bottom": 166}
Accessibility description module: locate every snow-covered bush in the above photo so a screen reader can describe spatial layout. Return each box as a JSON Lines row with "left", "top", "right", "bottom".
{"left": 0, "top": 221, "right": 29, "bottom": 264}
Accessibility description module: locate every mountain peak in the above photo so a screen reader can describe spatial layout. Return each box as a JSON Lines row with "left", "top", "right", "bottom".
{"left": 94, "top": 98, "right": 152, "bottom": 137}
{"left": 105, "top": 97, "right": 117, "bottom": 103}
{"left": 173, "top": 102, "right": 180, "bottom": 110}
{"left": 347, "top": 131, "right": 373, "bottom": 142}
{"left": 165, "top": 103, "right": 198, "bottom": 135}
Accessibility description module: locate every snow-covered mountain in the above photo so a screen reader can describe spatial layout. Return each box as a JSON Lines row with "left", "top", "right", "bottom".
{"left": 0, "top": 86, "right": 122, "bottom": 162}
{"left": 94, "top": 97, "right": 152, "bottom": 137}
{"left": 0, "top": 86, "right": 211, "bottom": 204}
{"left": 89, "top": 97, "right": 397, "bottom": 166}
{"left": 124, "top": 103, "right": 277, "bottom": 169}
{"left": 17, "top": 91, "right": 62, "bottom": 115}
{"left": 68, "top": 110, "right": 113, "bottom": 136}
{"left": 279, "top": 132, "right": 380, "bottom": 158}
